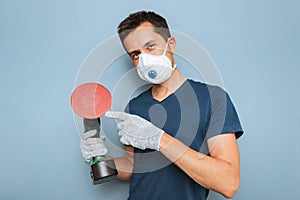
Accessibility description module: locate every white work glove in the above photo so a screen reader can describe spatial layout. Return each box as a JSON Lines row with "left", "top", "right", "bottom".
{"left": 80, "top": 129, "right": 108, "bottom": 162}
{"left": 105, "top": 111, "right": 164, "bottom": 151}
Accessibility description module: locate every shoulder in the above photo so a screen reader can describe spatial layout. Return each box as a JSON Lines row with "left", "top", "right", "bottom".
{"left": 187, "top": 79, "right": 227, "bottom": 98}
{"left": 126, "top": 88, "right": 152, "bottom": 114}
{"left": 128, "top": 88, "right": 151, "bottom": 105}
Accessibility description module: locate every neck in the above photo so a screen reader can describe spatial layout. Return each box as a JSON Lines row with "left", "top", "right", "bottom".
{"left": 152, "top": 68, "right": 186, "bottom": 101}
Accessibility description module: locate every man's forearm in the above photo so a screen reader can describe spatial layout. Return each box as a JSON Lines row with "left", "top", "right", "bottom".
{"left": 112, "top": 146, "right": 134, "bottom": 181}
{"left": 159, "top": 133, "right": 240, "bottom": 198}
{"left": 114, "top": 157, "right": 133, "bottom": 180}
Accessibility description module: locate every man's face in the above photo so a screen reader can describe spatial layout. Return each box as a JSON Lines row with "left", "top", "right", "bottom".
{"left": 123, "top": 22, "right": 175, "bottom": 67}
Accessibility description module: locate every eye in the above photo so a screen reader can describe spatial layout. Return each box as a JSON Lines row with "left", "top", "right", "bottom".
{"left": 146, "top": 44, "right": 156, "bottom": 51}
{"left": 130, "top": 51, "right": 141, "bottom": 60}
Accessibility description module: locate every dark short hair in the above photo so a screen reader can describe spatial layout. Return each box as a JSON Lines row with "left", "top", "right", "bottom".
{"left": 117, "top": 11, "right": 171, "bottom": 46}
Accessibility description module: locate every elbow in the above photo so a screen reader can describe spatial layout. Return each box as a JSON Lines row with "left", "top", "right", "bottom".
{"left": 222, "top": 178, "right": 240, "bottom": 199}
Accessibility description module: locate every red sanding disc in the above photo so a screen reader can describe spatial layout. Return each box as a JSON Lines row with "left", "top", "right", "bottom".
{"left": 71, "top": 83, "right": 112, "bottom": 119}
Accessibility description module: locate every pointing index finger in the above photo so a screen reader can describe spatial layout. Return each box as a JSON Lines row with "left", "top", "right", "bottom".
{"left": 105, "top": 111, "right": 129, "bottom": 120}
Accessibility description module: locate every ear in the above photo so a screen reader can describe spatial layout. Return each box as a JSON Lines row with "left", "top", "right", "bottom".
{"left": 168, "top": 36, "right": 176, "bottom": 53}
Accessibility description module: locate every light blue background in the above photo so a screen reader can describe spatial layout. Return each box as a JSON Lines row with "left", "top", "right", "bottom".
{"left": 0, "top": 0, "right": 299, "bottom": 199}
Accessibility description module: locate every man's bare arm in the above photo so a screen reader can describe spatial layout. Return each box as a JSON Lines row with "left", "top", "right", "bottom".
{"left": 113, "top": 145, "right": 134, "bottom": 180}
{"left": 159, "top": 133, "right": 240, "bottom": 198}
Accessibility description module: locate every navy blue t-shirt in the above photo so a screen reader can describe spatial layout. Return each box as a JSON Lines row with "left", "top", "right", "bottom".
{"left": 125, "top": 79, "right": 243, "bottom": 200}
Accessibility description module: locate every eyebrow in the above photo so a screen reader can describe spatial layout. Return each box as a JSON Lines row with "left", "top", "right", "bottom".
{"left": 127, "top": 40, "right": 157, "bottom": 56}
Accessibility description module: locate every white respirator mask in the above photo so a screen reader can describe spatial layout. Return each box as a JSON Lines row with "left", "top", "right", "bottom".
{"left": 136, "top": 39, "right": 176, "bottom": 84}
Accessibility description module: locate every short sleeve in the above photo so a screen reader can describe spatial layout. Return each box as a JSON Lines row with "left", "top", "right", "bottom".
{"left": 206, "top": 86, "right": 243, "bottom": 140}
{"left": 124, "top": 103, "right": 130, "bottom": 113}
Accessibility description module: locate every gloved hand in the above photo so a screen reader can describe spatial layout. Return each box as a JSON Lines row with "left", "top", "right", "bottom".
{"left": 105, "top": 111, "right": 164, "bottom": 151}
{"left": 80, "top": 129, "right": 108, "bottom": 162}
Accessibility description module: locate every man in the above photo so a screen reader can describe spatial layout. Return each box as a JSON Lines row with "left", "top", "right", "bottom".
{"left": 80, "top": 11, "right": 243, "bottom": 199}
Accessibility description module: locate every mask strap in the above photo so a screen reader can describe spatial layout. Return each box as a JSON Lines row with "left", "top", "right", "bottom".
{"left": 172, "top": 63, "right": 177, "bottom": 70}
{"left": 163, "top": 38, "right": 170, "bottom": 55}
